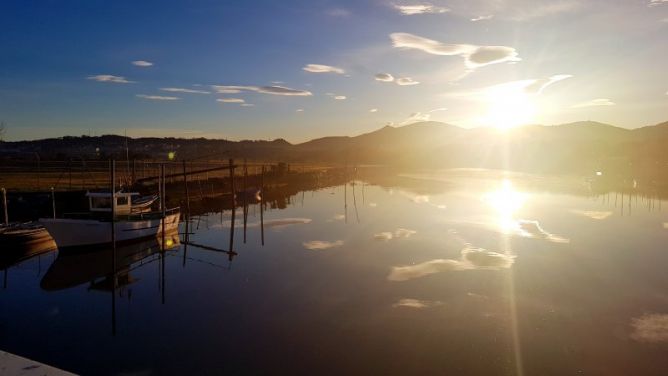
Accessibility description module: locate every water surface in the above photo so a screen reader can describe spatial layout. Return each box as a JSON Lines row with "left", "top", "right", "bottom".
{"left": 2, "top": 171, "right": 668, "bottom": 375}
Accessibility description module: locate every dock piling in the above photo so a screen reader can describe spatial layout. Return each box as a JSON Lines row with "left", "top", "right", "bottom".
{"left": 1, "top": 188, "right": 8, "bottom": 225}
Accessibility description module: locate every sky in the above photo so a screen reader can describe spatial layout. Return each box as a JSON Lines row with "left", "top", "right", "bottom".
{"left": 0, "top": 0, "right": 667, "bottom": 142}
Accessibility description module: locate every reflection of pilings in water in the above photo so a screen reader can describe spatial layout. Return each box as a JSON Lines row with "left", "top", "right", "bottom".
{"left": 110, "top": 159, "right": 117, "bottom": 336}
{"left": 344, "top": 178, "right": 348, "bottom": 224}
{"left": 228, "top": 159, "right": 236, "bottom": 253}
{"left": 351, "top": 182, "right": 360, "bottom": 223}
{"left": 261, "top": 166, "right": 265, "bottom": 246}
{"left": 243, "top": 160, "right": 248, "bottom": 244}
{"left": 161, "top": 163, "right": 166, "bottom": 305}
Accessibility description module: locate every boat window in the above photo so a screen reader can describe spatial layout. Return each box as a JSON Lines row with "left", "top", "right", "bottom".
{"left": 116, "top": 196, "right": 129, "bottom": 206}
{"left": 91, "top": 197, "right": 111, "bottom": 209}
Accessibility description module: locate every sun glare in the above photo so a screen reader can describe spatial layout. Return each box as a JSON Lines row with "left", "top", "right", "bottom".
{"left": 483, "top": 180, "right": 527, "bottom": 230}
{"left": 484, "top": 86, "right": 536, "bottom": 130}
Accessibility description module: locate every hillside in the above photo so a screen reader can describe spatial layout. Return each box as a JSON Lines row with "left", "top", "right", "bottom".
{"left": 1, "top": 120, "right": 668, "bottom": 179}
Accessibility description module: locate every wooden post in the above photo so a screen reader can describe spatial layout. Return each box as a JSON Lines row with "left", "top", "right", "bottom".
{"left": 228, "top": 159, "right": 235, "bottom": 252}
{"left": 1, "top": 188, "right": 8, "bottom": 226}
{"left": 110, "top": 159, "right": 117, "bottom": 335}
{"left": 131, "top": 159, "right": 136, "bottom": 185}
{"left": 260, "top": 165, "right": 265, "bottom": 246}
{"left": 158, "top": 163, "right": 163, "bottom": 212}
{"left": 182, "top": 160, "right": 190, "bottom": 219}
{"left": 51, "top": 187, "right": 56, "bottom": 219}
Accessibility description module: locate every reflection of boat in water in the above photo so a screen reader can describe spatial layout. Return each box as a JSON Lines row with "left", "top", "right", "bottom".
{"left": 40, "top": 192, "right": 179, "bottom": 250}
{"left": 0, "top": 223, "right": 56, "bottom": 268}
{"left": 40, "top": 230, "right": 180, "bottom": 291}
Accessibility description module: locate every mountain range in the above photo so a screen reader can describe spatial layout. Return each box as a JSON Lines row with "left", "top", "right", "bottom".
{"left": 2, "top": 120, "right": 668, "bottom": 179}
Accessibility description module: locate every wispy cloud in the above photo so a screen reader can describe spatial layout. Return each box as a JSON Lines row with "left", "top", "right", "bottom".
{"left": 449, "top": 75, "right": 572, "bottom": 100}
{"left": 326, "top": 8, "right": 351, "bottom": 17}
{"left": 388, "top": 245, "right": 515, "bottom": 281}
{"left": 160, "top": 87, "right": 210, "bottom": 94}
{"left": 390, "top": 32, "right": 520, "bottom": 69}
{"left": 303, "top": 240, "right": 344, "bottom": 250}
{"left": 571, "top": 98, "right": 615, "bottom": 108}
{"left": 393, "top": 3, "right": 450, "bottom": 15}
{"left": 303, "top": 64, "right": 345, "bottom": 74}
{"left": 401, "top": 112, "right": 431, "bottom": 124}
{"left": 87, "top": 75, "right": 134, "bottom": 84}
{"left": 471, "top": 15, "right": 494, "bottom": 21}
{"left": 370, "top": 108, "right": 379, "bottom": 113}
{"left": 217, "top": 98, "right": 246, "bottom": 104}
{"left": 375, "top": 73, "right": 395, "bottom": 82}
{"left": 212, "top": 85, "right": 312, "bottom": 96}
{"left": 393, "top": 299, "right": 443, "bottom": 309}
{"left": 131, "top": 60, "right": 153, "bottom": 67}
{"left": 396, "top": 77, "right": 420, "bottom": 86}
{"left": 649, "top": 0, "right": 668, "bottom": 7}
{"left": 334, "top": 95, "right": 347, "bottom": 100}
{"left": 136, "top": 94, "right": 179, "bottom": 101}
{"left": 296, "top": 108, "right": 304, "bottom": 113}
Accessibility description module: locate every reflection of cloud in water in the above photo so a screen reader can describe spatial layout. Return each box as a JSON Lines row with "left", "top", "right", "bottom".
{"left": 393, "top": 298, "right": 443, "bottom": 309}
{"left": 388, "top": 245, "right": 515, "bottom": 281}
{"left": 446, "top": 218, "right": 568, "bottom": 243}
{"left": 332, "top": 214, "right": 345, "bottom": 221}
{"left": 374, "top": 228, "right": 417, "bottom": 241}
{"left": 663, "top": 223, "right": 668, "bottom": 229}
{"left": 369, "top": 203, "right": 378, "bottom": 207}
{"left": 516, "top": 220, "right": 569, "bottom": 243}
{"left": 303, "top": 240, "right": 344, "bottom": 250}
{"left": 630, "top": 313, "right": 668, "bottom": 343}
{"left": 265, "top": 218, "right": 312, "bottom": 228}
{"left": 570, "top": 210, "right": 613, "bottom": 220}
{"left": 214, "top": 217, "right": 312, "bottom": 229}
{"left": 374, "top": 232, "right": 394, "bottom": 241}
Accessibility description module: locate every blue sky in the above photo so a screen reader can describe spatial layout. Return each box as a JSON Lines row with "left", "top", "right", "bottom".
{"left": 1, "top": 0, "right": 667, "bottom": 141}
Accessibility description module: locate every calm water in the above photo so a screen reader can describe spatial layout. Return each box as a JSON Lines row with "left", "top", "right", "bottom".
{"left": 2, "top": 171, "right": 668, "bottom": 375}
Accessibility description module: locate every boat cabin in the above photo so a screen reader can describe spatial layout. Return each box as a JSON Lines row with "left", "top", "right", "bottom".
{"left": 87, "top": 192, "right": 139, "bottom": 216}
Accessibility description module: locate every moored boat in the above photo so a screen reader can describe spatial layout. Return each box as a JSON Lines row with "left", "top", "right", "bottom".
{"left": 39, "top": 191, "right": 179, "bottom": 250}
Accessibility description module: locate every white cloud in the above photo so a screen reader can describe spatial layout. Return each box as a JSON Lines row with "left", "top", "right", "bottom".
{"left": 87, "top": 75, "right": 134, "bottom": 84}
{"left": 451, "top": 75, "right": 572, "bottom": 100}
{"left": 132, "top": 60, "right": 153, "bottom": 67}
{"left": 649, "top": 0, "right": 668, "bottom": 7}
{"left": 374, "top": 232, "right": 394, "bottom": 241}
{"left": 401, "top": 112, "right": 431, "bottom": 124}
{"left": 631, "top": 313, "right": 668, "bottom": 343}
{"left": 396, "top": 77, "right": 420, "bottom": 86}
{"left": 136, "top": 94, "right": 180, "bottom": 101}
{"left": 393, "top": 299, "right": 443, "bottom": 309}
{"left": 160, "top": 87, "right": 210, "bottom": 94}
{"left": 296, "top": 108, "right": 304, "bottom": 112}
{"left": 303, "top": 240, "right": 344, "bottom": 250}
{"left": 217, "top": 98, "right": 245, "bottom": 104}
{"left": 571, "top": 98, "right": 615, "bottom": 108}
{"left": 212, "top": 85, "right": 312, "bottom": 96}
{"left": 390, "top": 32, "right": 520, "bottom": 69}
{"left": 388, "top": 245, "right": 515, "bottom": 281}
{"left": 326, "top": 8, "right": 351, "bottom": 17}
{"left": 375, "top": 73, "right": 395, "bottom": 82}
{"left": 334, "top": 95, "right": 347, "bottom": 100}
{"left": 471, "top": 15, "right": 493, "bottom": 21}
{"left": 370, "top": 108, "right": 378, "bottom": 113}
{"left": 303, "top": 64, "right": 345, "bottom": 74}
{"left": 240, "top": 103, "right": 254, "bottom": 107}
{"left": 393, "top": 4, "right": 450, "bottom": 15}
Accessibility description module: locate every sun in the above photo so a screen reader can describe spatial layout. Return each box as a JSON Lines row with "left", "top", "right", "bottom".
{"left": 484, "top": 85, "right": 536, "bottom": 130}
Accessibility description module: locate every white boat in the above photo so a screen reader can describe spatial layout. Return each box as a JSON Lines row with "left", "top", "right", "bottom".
{"left": 40, "top": 192, "right": 179, "bottom": 250}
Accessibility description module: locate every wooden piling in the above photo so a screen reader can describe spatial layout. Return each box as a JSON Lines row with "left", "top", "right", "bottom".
{"left": 110, "top": 159, "right": 117, "bottom": 335}
{"left": 51, "top": 187, "right": 56, "bottom": 219}
{"left": 1, "top": 188, "right": 8, "bottom": 226}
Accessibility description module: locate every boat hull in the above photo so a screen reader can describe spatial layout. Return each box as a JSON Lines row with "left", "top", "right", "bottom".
{"left": 39, "top": 212, "right": 180, "bottom": 250}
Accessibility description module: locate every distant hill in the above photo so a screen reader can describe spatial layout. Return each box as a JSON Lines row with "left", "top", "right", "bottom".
{"left": 2, "top": 120, "right": 668, "bottom": 179}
